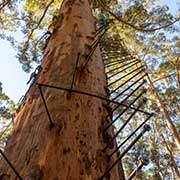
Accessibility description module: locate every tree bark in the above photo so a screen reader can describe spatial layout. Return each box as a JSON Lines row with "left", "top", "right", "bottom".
{"left": 146, "top": 75, "right": 180, "bottom": 150}
{"left": 0, "top": 0, "right": 123, "bottom": 179}
{"left": 160, "top": 133, "right": 180, "bottom": 178}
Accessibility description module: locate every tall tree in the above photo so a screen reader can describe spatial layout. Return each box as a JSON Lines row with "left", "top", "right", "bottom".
{"left": 0, "top": 0, "right": 122, "bottom": 179}
{"left": 0, "top": 0, "right": 180, "bottom": 179}
{"left": 146, "top": 75, "right": 180, "bottom": 150}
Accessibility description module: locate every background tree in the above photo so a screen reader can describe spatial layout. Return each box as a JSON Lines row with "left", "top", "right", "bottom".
{"left": 0, "top": 82, "right": 15, "bottom": 149}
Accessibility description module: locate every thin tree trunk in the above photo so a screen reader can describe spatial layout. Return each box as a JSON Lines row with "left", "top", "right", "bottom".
{"left": 160, "top": 133, "right": 180, "bottom": 178}
{"left": 158, "top": 172, "right": 165, "bottom": 180}
{"left": 146, "top": 75, "right": 180, "bottom": 150}
{"left": 171, "top": 166, "right": 176, "bottom": 180}
{"left": 154, "top": 156, "right": 165, "bottom": 180}
{"left": 0, "top": 0, "right": 123, "bottom": 179}
{"left": 175, "top": 57, "right": 180, "bottom": 91}
{"left": 176, "top": 67, "right": 180, "bottom": 91}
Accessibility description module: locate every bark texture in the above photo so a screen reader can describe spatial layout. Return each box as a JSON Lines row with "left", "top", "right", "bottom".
{"left": 0, "top": 0, "right": 122, "bottom": 179}
{"left": 147, "top": 75, "right": 180, "bottom": 150}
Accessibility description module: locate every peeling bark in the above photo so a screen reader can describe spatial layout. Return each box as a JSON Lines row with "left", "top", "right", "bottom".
{"left": 0, "top": 0, "right": 123, "bottom": 179}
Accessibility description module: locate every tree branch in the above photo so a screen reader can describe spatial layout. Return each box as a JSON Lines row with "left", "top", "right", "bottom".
{"left": 0, "top": 120, "right": 13, "bottom": 140}
{"left": 153, "top": 72, "right": 175, "bottom": 83}
{"left": 96, "top": 0, "right": 180, "bottom": 33}
{"left": 0, "top": 0, "right": 11, "bottom": 11}
{"left": 22, "top": 0, "right": 54, "bottom": 53}
{"left": 34, "top": 32, "right": 49, "bottom": 48}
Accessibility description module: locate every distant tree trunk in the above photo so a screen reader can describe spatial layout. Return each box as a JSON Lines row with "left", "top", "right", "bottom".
{"left": 160, "top": 133, "right": 180, "bottom": 178}
{"left": 146, "top": 75, "right": 180, "bottom": 150}
{"left": 0, "top": 0, "right": 123, "bottom": 179}
{"left": 171, "top": 166, "right": 176, "bottom": 180}
{"left": 175, "top": 66, "right": 180, "bottom": 91}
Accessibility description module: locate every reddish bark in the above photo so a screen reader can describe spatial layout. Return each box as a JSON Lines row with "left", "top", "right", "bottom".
{"left": 0, "top": 0, "right": 124, "bottom": 179}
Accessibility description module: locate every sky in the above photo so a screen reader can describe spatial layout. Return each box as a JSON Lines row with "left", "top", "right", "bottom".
{"left": 0, "top": 40, "right": 30, "bottom": 103}
{"left": 0, "top": 0, "right": 179, "bottom": 104}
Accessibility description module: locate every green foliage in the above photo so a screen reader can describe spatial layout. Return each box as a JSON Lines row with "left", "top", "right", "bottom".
{"left": 0, "top": 0, "right": 20, "bottom": 31}
{"left": 0, "top": 82, "right": 15, "bottom": 149}
{"left": 0, "top": 83, "right": 15, "bottom": 120}
{"left": 1, "top": 0, "right": 180, "bottom": 178}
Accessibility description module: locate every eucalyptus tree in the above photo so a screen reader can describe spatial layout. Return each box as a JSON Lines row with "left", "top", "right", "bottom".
{"left": 0, "top": 1, "right": 122, "bottom": 179}
{"left": 0, "top": 0, "right": 180, "bottom": 179}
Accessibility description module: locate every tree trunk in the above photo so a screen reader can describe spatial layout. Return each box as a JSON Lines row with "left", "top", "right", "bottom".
{"left": 146, "top": 75, "right": 180, "bottom": 150}
{"left": 175, "top": 67, "right": 180, "bottom": 91}
{"left": 0, "top": 0, "right": 123, "bottom": 179}
{"left": 160, "top": 133, "right": 180, "bottom": 178}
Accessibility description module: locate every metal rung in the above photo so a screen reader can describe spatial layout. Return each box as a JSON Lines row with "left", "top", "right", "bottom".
{"left": 106, "top": 59, "right": 140, "bottom": 74}
{"left": 104, "top": 57, "right": 136, "bottom": 67}
{"left": 112, "top": 80, "right": 146, "bottom": 102}
{"left": 37, "top": 83, "right": 152, "bottom": 115}
{"left": 110, "top": 114, "right": 153, "bottom": 157}
{"left": 38, "top": 85, "right": 54, "bottom": 127}
{"left": 111, "top": 74, "right": 146, "bottom": 101}
{"left": 103, "top": 54, "right": 132, "bottom": 61}
{"left": 98, "top": 125, "right": 151, "bottom": 180}
{"left": 104, "top": 89, "right": 146, "bottom": 132}
{"left": 109, "top": 71, "right": 146, "bottom": 95}
{"left": 107, "top": 61, "right": 141, "bottom": 80}
{"left": 108, "top": 66, "right": 144, "bottom": 86}
{"left": 111, "top": 100, "right": 146, "bottom": 142}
